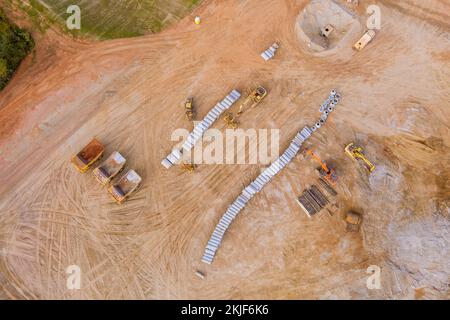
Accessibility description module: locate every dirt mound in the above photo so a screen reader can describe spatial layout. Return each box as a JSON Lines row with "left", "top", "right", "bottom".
{"left": 295, "top": 0, "right": 362, "bottom": 54}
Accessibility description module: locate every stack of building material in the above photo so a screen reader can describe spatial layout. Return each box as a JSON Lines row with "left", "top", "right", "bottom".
{"left": 201, "top": 89, "right": 341, "bottom": 265}
{"left": 296, "top": 185, "right": 330, "bottom": 218}
{"left": 261, "top": 42, "right": 280, "bottom": 61}
{"left": 161, "top": 90, "right": 241, "bottom": 169}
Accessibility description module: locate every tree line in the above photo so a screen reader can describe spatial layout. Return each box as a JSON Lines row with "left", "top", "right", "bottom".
{"left": 0, "top": 9, "right": 34, "bottom": 90}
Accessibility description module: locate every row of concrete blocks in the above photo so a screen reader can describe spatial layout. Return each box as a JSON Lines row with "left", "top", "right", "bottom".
{"left": 201, "top": 91, "right": 342, "bottom": 264}
{"left": 201, "top": 126, "right": 313, "bottom": 264}
{"left": 161, "top": 90, "right": 241, "bottom": 169}
{"left": 261, "top": 42, "right": 280, "bottom": 61}
{"left": 202, "top": 193, "right": 250, "bottom": 264}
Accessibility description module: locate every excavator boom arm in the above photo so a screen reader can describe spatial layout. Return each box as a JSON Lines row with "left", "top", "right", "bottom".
{"left": 354, "top": 153, "right": 375, "bottom": 172}
{"left": 307, "top": 150, "right": 330, "bottom": 173}
{"left": 345, "top": 143, "right": 375, "bottom": 172}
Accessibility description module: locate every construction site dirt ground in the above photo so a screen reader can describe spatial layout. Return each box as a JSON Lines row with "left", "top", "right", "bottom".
{"left": 0, "top": 0, "right": 449, "bottom": 299}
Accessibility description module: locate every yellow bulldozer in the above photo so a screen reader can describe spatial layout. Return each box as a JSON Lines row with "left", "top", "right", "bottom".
{"left": 223, "top": 112, "right": 239, "bottom": 129}
{"left": 185, "top": 97, "right": 195, "bottom": 121}
{"left": 345, "top": 143, "right": 375, "bottom": 173}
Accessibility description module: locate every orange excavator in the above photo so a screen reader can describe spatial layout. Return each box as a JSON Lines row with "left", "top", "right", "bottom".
{"left": 305, "top": 149, "right": 338, "bottom": 186}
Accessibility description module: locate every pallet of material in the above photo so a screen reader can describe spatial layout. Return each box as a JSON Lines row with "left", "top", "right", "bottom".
{"left": 297, "top": 185, "right": 329, "bottom": 218}
{"left": 261, "top": 42, "right": 280, "bottom": 61}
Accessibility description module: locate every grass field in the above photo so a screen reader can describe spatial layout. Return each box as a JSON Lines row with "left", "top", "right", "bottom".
{"left": 39, "top": 0, "right": 201, "bottom": 39}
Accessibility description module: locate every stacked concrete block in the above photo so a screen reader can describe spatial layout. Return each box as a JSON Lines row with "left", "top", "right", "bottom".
{"left": 261, "top": 42, "right": 280, "bottom": 61}
{"left": 202, "top": 90, "right": 342, "bottom": 264}
{"left": 162, "top": 90, "right": 241, "bottom": 169}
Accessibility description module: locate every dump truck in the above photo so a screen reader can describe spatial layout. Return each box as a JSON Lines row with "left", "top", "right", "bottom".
{"left": 71, "top": 139, "right": 105, "bottom": 173}
{"left": 92, "top": 151, "right": 126, "bottom": 185}
{"left": 354, "top": 30, "right": 376, "bottom": 51}
{"left": 108, "top": 169, "right": 142, "bottom": 204}
{"left": 237, "top": 86, "right": 268, "bottom": 115}
{"left": 185, "top": 97, "right": 195, "bottom": 121}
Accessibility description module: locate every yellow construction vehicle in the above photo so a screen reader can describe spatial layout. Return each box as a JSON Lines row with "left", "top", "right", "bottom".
{"left": 305, "top": 149, "right": 338, "bottom": 186}
{"left": 108, "top": 169, "right": 142, "bottom": 204}
{"left": 223, "top": 112, "right": 239, "bottom": 129}
{"left": 353, "top": 30, "right": 376, "bottom": 51}
{"left": 180, "top": 162, "right": 196, "bottom": 173}
{"left": 92, "top": 151, "right": 126, "bottom": 185}
{"left": 237, "top": 86, "right": 267, "bottom": 115}
{"left": 71, "top": 139, "right": 105, "bottom": 173}
{"left": 185, "top": 97, "right": 195, "bottom": 121}
{"left": 345, "top": 143, "right": 375, "bottom": 173}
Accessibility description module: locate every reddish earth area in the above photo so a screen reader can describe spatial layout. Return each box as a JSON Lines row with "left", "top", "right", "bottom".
{"left": 0, "top": 0, "right": 448, "bottom": 299}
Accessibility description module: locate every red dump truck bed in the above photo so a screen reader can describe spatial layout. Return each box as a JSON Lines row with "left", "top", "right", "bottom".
{"left": 71, "top": 139, "right": 105, "bottom": 173}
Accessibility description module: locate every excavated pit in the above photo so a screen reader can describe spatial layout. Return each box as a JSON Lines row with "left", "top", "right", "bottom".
{"left": 295, "top": 0, "right": 362, "bottom": 55}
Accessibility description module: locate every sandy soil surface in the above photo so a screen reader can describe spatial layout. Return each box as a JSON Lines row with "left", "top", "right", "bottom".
{"left": 0, "top": 0, "right": 449, "bottom": 299}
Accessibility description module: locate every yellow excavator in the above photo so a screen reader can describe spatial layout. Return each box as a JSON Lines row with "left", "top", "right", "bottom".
{"left": 345, "top": 143, "right": 375, "bottom": 173}
{"left": 237, "top": 86, "right": 267, "bottom": 115}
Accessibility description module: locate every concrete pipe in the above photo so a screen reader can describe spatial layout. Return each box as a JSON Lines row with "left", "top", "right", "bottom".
{"left": 328, "top": 106, "right": 334, "bottom": 112}
{"left": 330, "top": 89, "right": 337, "bottom": 96}
{"left": 311, "top": 126, "right": 317, "bottom": 132}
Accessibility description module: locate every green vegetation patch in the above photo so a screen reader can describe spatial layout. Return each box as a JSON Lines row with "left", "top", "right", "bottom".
{"left": 41, "top": 0, "right": 202, "bottom": 40}
{"left": 0, "top": 8, "right": 34, "bottom": 90}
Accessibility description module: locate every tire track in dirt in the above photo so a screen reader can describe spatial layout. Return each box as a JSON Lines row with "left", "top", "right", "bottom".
{"left": 1, "top": 0, "right": 449, "bottom": 299}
